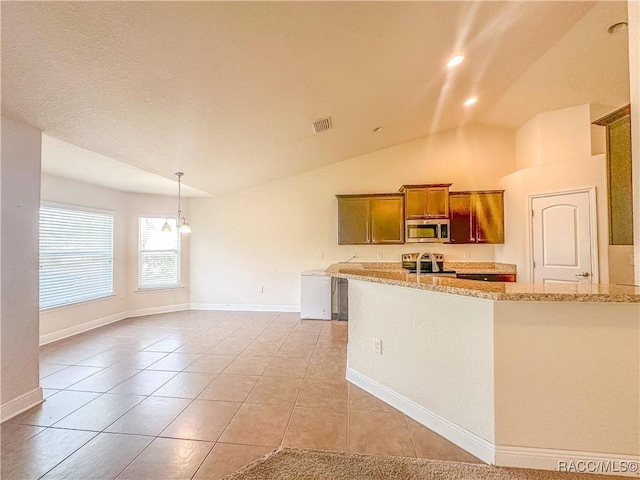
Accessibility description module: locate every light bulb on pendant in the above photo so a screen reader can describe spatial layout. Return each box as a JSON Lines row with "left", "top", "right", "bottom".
{"left": 161, "top": 219, "right": 172, "bottom": 232}
{"left": 179, "top": 218, "right": 191, "bottom": 233}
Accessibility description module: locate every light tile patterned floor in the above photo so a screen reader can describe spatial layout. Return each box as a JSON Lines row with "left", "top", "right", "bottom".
{"left": 1, "top": 311, "right": 480, "bottom": 479}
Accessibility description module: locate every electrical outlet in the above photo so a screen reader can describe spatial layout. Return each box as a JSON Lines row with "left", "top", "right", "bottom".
{"left": 315, "top": 251, "right": 324, "bottom": 260}
{"left": 258, "top": 285, "right": 264, "bottom": 293}
{"left": 373, "top": 337, "right": 382, "bottom": 354}
{"left": 630, "top": 254, "right": 635, "bottom": 266}
{"left": 377, "top": 252, "right": 384, "bottom": 260}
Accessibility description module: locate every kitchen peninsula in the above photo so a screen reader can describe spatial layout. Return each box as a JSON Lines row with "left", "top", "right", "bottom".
{"left": 328, "top": 263, "right": 640, "bottom": 474}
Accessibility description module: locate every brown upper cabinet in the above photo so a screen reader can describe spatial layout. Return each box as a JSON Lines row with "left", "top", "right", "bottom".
{"left": 593, "top": 105, "right": 633, "bottom": 245}
{"left": 336, "top": 194, "right": 405, "bottom": 245}
{"left": 450, "top": 190, "right": 504, "bottom": 244}
{"left": 399, "top": 184, "right": 452, "bottom": 219}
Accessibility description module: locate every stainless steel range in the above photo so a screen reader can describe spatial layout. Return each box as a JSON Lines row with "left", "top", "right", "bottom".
{"left": 401, "top": 253, "right": 457, "bottom": 276}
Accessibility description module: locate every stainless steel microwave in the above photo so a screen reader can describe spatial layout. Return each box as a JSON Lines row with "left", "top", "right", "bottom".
{"left": 405, "top": 219, "right": 450, "bottom": 243}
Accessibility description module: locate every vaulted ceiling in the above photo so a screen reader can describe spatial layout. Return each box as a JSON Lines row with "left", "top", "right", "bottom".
{"left": 1, "top": 1, "right": 630, "bottom": 196}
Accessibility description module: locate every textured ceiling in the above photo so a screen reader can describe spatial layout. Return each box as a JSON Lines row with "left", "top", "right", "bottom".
{"left": 1, "top": 1, "right": 629, "bottom": 196}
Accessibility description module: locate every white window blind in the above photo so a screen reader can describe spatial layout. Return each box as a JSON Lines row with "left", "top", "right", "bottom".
{"left": 138, "top": 217, "right": 180, "bottom": 289}
{"left": 39, "top": 206, "right": 114, "bottom": 310}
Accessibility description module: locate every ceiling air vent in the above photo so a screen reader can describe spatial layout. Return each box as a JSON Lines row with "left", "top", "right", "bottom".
{"left": 312, "top": 117, "right": 333, "bottom": 134}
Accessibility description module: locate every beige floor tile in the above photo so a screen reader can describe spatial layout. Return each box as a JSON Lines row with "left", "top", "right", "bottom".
{"left": 176, "top": 338, "right": 222, "bottom": 354}
{"left": 275, "top": 340, "right": 315, "bottom": 359}
{"left": 160, "top": 400, "right": 241, "bottom": 441}
{"left": 406, "top": 417, "right": 482, "bottom": 463}
{"left": 53, "top": 393, "right": 145, "bottom": 431}
{"left": 296, "top": 378, "right": 348, "bottom": 411}
{"left": 43, "top": 388, "right": 62, "bottom": 398}
{"left": 198, "top": 375, "right": 259, "bottom": 402}
{"left": 184, "top": 354, "right": 236, "bottom": 374}
{"left": 283, "top": 406, "right": 347, "bottom": 452}
{"left": 143, "top": 337, "right": 187, "bottom": 353}
{"left": 194, "top": 443, "right": 273, "bottom": 480}
{"left": 9, "top": 390, "right": 100, "bottom": 427}
{"left": 152, "top": 372, "right": 216, "bottom": 398}
{"left": 262, "top": 357, "right": 309, "bottom": 378}
{"left": 105, "top": 396, "right": 191, "bottom": 436}
{"left": 42, "top": 432, "right": 152, "bottom": 479}
{"left": 147, "top": 352, "right": 201, "bottom": 371}
{"left": 348, "top": 410, "right": 416, "bottom": 457}
{"left": 286, "top": 331, "right": 319, "bottom": 345}
{"left": 223, "top": 356, "right": 272, "bottom": 375}
{"left": 116, "top": 437, "right": 213, "bottom": 480}
{"left": 0, "top": 424, "right": 45, "bottom": 454}
{"left": 67, "top": 367, "right": 140, "bottom": 392}
{"left": 108, "top": 370, "right": 177, "bottom": 395}
{"left": 208, "top": 340, "right": 249, "bottom": 356}
{"left": 240, "top": 341, "right": 282, "bottom": 357}
{"left": 245, "top": 376, "right": 302, "bottom": 405}
{"left": 75, "top": 349, "right": 130, "bottom": 367}
{"left": 349, "top": 385, "right": 397, "bottom": 413}
{"left": 218, "top": 403, "right": 293, "bottom": 447}
{"left": 305, "top": 357, "right": 347, "bottom": 381}
{"left": 40, "top": 365, "right": 104, "bottom": 389}
{"left": 112, "top": 351, "right": 169, "bottom": 369}
{"left": 39, "top": 363, "right": 68, "bottom": 379}
{"left": 0, "top": 427, "right": 97, "bottom": 479}
{"left": 293, "top": 321, "right": 325, "bottom": 334}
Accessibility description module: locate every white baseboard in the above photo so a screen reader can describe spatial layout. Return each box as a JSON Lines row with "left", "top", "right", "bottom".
{"left": 496, "top": 446, "right": 640, "bottom": 478}
{"left": 39, "top": 304, "right": 190, "bottom": 345}
{"left": 346, "top": 367, "right": 496, "bottom": 464}
{"left": 1, "top": 387, "right": 43, "bottom": 423}
{"left": 190, "top": 303, "right": 300, "bottom": 312}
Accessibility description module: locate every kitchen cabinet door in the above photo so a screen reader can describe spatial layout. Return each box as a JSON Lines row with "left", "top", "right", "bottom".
{"left": 425, "top": 187, "right": 449, "bottom": 217}
{"left": 475, "top": 192, "right": 504, "bottom": 243}
{"left": 449, "top": 190, "right": 504, "bottom": 244}
{"left": 449, "top": 193, "right": 473, "bottom": 243}
{"left": 404, "top": 188, "right": 428, "bottom": 218}
{"left": 337, "top": 197, "right": 371, "bottom": 245}
{"left": 371, "top": 196, "right": 404, "bottom": 244}
{"left": 401, "top": 184, "right": 451, "bottom": 219}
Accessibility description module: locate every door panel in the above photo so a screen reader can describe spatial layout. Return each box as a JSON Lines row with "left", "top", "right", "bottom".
{"left": 475, "top": 192, "right": 504, "bottom": 243}
{"left": 532, "top": 191, "right": 594, "bottom": 284}
{"left": 425, "top": 188, "right": 449, "bottom": 217}
{"left": 405, "top": 189, "right": 426, "bottom": 218}
{"left": 337, "top": 197, "right": 370, "bottom": 245}
{"left": 371, "top": 196, "right": 404, "bottom": 244}
{"left": 541, "top": 205, "right": 578, "bottom": 267}
{"left": 449, "top": 193, "right": 473, "bottom": 243}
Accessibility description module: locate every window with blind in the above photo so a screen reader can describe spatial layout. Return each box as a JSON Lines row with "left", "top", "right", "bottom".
{"left": 138, "top": 217, "right": 180, "bottom": 289}
{"left": 39, "top": 206, "right": 114, "bottom": 310}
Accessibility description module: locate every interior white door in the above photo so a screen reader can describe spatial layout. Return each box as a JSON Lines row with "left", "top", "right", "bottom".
{"left": 531, "top": 191, "right": 595, "bottom": 285}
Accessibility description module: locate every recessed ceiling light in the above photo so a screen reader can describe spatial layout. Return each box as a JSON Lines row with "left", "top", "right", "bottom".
{"left": 464, "top": 97, "right": 478, "bottom": 106}
{"left": 373, "top": 126, "right": 383, "bottom": 133}
{"left": 607, "top": 22, "right": 628, "bottom": 35}
{"left": 447, "top": 55, "right": 464, "bottom": 68}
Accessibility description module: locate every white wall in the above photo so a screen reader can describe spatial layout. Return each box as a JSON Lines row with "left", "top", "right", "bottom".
{"left": 347, "top": 280, "right": 496, "bottom": 444}
{"left": 1, "top": 117, "right": 43, "bottom": 417}
{"left": 190, "top": 123, "right": 516, "bottom": 309}
{"left": 39, "top": 174, "right": 190, "bottom": 343}
{"left": 497, "top": 105, "right": 609, "bottom": 283}
{"left": 494, "top": 301, "right": 639, "bottom": 456}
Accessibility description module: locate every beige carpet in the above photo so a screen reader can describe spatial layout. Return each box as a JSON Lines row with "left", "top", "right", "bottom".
{"left": 222, "top": 448, "right": 626, "bottom": 480}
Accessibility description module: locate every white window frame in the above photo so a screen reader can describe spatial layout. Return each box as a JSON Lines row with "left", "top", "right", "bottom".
{"left": 39, "top": 203, "right": 115, "bottom": 311}
{"left": 137, "top": 216, "right": 181, "bottom": 290}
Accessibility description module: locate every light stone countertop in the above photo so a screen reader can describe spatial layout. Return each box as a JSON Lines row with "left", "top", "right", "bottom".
{"left": 326, "top": 263, "right": 640, "bottom": 303}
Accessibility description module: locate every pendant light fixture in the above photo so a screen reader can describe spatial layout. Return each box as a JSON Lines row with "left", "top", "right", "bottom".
{"left": 163, "top": 172, "right": 192, "bottom": 234}
{"left": 175, "top": 172, "right": 191, "bottom": 233}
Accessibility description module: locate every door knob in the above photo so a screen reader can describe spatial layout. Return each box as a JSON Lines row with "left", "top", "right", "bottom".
{"left": 574, "top": 272, "right": 590, "bottom": 277}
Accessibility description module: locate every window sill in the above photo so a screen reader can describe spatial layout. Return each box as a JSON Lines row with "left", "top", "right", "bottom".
{"left": 40, "top": 293, "right": 118, "bottom": 313}
{"left": 135, "top": 286, "right": 184, "bottom": 294}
